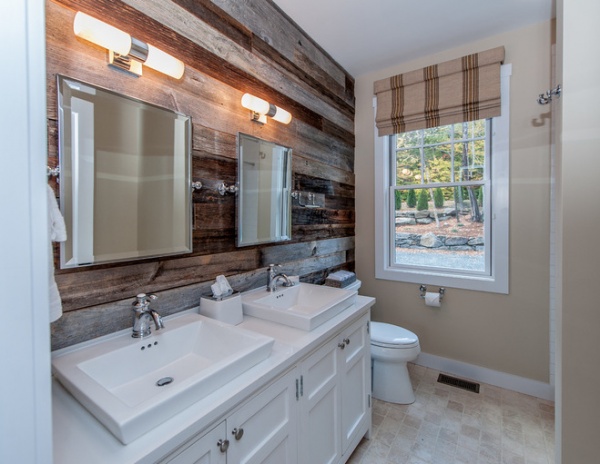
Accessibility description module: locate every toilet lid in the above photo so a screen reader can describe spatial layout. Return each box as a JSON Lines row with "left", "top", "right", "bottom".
{"left": 371, "top": 321, "right": 419, "bottom": 348}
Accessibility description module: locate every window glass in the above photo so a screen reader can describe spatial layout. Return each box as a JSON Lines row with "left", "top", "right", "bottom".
{"left": 391, "top": 121, "right": 489, "bottom": 275}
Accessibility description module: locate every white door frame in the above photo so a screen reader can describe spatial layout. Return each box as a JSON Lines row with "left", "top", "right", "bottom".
{"left": 0, "top": 0, "right": 53, "bottom": 462}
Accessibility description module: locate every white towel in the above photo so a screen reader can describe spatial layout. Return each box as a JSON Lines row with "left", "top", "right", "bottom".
{"left": 48, "top": 184, "right": 66, "bottom": 322}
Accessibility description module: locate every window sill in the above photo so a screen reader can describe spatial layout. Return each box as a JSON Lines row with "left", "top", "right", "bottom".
{"left": 375, "top": 265, "right": 508, "bottom": 293}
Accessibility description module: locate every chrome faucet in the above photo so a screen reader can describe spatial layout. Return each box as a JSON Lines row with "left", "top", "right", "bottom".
{"left": 267, "top": 264, "right": 294, "bottom": 292}
{"left": 131, "top": 293, "right": 164, "bottom": 338}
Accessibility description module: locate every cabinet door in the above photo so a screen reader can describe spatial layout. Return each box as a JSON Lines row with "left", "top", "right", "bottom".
{"left": 161, "top": 421, "right": 227, "bottom": 464}
{"left": 298, "top": 337, "right": 341, "bottom": 464}
{"left": 226, "top": 369, "right": 298, "bottom": 464}
{"left": 340, "top": 316, "right": 371, "bottom": 456}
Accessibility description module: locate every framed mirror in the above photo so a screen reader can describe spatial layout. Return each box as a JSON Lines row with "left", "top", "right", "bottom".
{"left": 57, "top": 75, "right": 192, "bottom": 268}
{"left": 237, "top": 133, "right": 292, "bottom": 247}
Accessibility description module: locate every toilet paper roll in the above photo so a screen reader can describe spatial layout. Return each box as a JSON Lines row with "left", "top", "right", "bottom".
{"left": 424, "top": 292, "right": 441, "bottom": 307}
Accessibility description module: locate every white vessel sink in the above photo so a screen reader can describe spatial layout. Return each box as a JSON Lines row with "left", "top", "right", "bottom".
{"left": 52, "top": 313, "right": 274, "bottom": 444}
{"left": 241, "top": 283, "right": 356, "bottom": 331}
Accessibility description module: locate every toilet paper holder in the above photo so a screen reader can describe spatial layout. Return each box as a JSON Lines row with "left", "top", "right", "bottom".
{"left": 419, "top": 284, "right": 445, "bottom": 301}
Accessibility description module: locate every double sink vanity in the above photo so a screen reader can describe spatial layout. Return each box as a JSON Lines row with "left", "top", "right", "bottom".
{"left": 52, "top": 283, "right": 375, "bottom": 464}
{"left": 52, "top": 75, "right": 368, "bottom": 463}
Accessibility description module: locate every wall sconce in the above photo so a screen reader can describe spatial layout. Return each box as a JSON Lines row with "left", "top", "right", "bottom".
{"left": 241, "top": 93, "right": 292, "bottom": 125}
{"left": 73, "top": 12, "right": 185, "bottom": 79}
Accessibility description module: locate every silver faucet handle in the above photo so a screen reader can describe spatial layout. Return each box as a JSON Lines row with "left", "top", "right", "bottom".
{"left": 132, "top": 293, "right": 158, "bottom": 309}
{"left": 268, "top": 264, "right": 282, "bottom": 275}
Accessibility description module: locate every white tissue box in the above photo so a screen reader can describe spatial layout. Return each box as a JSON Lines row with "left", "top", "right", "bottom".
{"left": 199, "top": 292, "right": 243, "bottom": 325}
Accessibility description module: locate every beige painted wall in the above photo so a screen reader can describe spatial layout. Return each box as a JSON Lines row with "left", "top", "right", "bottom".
{"left": 558, "top": 0, "right": 600, "bottom": 461}
{"left": 355, "top": 21, "right": 553, "bottom": 382}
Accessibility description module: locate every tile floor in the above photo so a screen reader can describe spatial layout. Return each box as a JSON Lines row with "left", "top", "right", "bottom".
{"left": 348, "top": 364, "right": 555, "bottom": 464}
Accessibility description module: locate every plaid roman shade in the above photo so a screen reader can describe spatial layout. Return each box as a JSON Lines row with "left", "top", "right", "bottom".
{"left": 374, "top": 46, "right": 505, "bottom": 136}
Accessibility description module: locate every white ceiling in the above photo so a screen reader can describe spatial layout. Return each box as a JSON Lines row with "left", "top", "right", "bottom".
{"left": 272, "top": 0, "right": 555, "bottom": 77}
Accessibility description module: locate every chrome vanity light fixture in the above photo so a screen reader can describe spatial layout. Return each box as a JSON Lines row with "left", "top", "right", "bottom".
{"left": 241, "top": 93, "right": 292, "bottom": 125}
{"left": 73, "top": 12, "right": 185, "bottom": 79}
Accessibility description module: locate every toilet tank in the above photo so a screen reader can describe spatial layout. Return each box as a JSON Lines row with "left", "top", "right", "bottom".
{"left": 343, "top": 279, "right": 362, "bottom": 293}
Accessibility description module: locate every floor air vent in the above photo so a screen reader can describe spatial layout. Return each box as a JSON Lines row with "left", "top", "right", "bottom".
{"left": 437, "top": 373, "right": 480, "bottom": 393}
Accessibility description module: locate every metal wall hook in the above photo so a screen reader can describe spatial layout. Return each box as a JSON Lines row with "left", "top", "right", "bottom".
{"left": 537, "top": 85, "right": 561, "bottom": 105}
{"left": 191, "top": 181, "right": 203, "bottom": 191}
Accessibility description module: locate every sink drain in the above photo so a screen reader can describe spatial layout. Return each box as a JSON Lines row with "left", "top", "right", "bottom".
{"left": 156, "top": 377, "right": 174, "bottom": 387}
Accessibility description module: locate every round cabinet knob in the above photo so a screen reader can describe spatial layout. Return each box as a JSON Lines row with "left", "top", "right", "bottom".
{"left": 217, "top": 439, "right": 229, "bottom": 453}
{"left": 338, "top": 342, "right": 346, "bottom": 349}
{"left": 232, "top": 427, "right": 244, "bottom": 440}
{"left": 343, "top": 338, "right": 350, "bottom": 345}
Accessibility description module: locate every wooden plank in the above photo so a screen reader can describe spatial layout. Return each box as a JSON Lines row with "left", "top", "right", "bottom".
{"left": 51, "top": 278, "right": 217, "bottom": 349}
{"left": 291, "top": 225, "right": 355, "bottom": 242}
{"left": 277, "top": 251, "right": 348, "bottom": 277}
{"left": 51, "top": 299, "right": 134, "bottom": 349}
{"left": 192, "top": 187, "right": 237, "bottom": 253}
{"left": 173, "top": 0, "right": 355, "bottom": 115}
{"left": 292, "top": 122, "right": 354, "bottom": 172}
{"left": 171, "top": 0, "right": 254, "bottom": 52}
{"left": 293, "top": 206, "right": 355, "bottom": 226}
{"left": 192, "top": 125, "right": 237, "bottom": 160}
{"left": 55, "top": 249, "right": 259, "bottom": 310}
{"left": 119, "top": 0, "right": 354, "bottom": 133}
{"left": 261, "top": 237, "right": 354, "bottom": 265}
{"left": 293, "top": 154, "right": 355, "bottom": 187}
{"left": 255, "top": 37, "right": 354, "bottom": 118}
{"left": 192, "top": 231, "right": 237, "bottom": 256}
{"left": 213, "top": 0, "right": 350, "bottom": 91}
{"left": 192, "top": 152, "right": 237, "bottom": 183}
{"left": 294, "top": 173, "right": 355, "bottom": 200}
{"left": 194, "top": 201, "right": 236, "bottom": 232}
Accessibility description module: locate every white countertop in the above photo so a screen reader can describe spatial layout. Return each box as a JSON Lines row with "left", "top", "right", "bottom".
{"left": 53, "top": 295, "right": 375, "bottom": 464}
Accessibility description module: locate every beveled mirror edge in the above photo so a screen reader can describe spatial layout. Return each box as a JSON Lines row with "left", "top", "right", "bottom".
{"left": 56, "top": 75, "right": 194, "bottom": 269}
{"left": 236, "top": 132, "right": 293, "bottom": 248}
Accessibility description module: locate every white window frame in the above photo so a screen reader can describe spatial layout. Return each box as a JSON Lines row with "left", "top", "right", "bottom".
{"left": 374, "top": 64, "right": 511, "bottom": 293}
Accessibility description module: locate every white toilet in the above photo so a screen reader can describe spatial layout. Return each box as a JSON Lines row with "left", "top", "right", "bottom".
{"left": 341, "top": 279, "right": 421, "bottom": 404}
{"left": 370, "top": 321, "right": 420, "bottom": 404}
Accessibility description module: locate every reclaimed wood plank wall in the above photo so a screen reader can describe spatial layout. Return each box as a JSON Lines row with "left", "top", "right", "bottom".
{"left": 47, "top": 0, "right": 356, "bottom": 349}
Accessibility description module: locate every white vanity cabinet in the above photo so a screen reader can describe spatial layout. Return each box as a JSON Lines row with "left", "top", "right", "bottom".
{"left": 161, "top": 370, "right": 298, "bottom": 464}
{"left": 298, "top": 332, "right": 342, "bottom": 463}
{"left": 161, "top": 315, "right": 370, "bottom": 464}
{"left": 339, "top": 315, "right": 371, "bottom": 459}
{"left": 52, "top": 297, "right": 375, "bottom": 464}
{"left": 162, "top": 422, "right": 227, "bottom": 464}
{"left": 297, "top": 314, "right": 371, "bottom": 464}
{"left": 226, "top": 369, "right": 297, "bottom": 464}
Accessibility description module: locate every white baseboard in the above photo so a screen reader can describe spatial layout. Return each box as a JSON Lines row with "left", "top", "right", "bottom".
{"left": 414, "top": 352, "right": 555, "bottom": 401}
